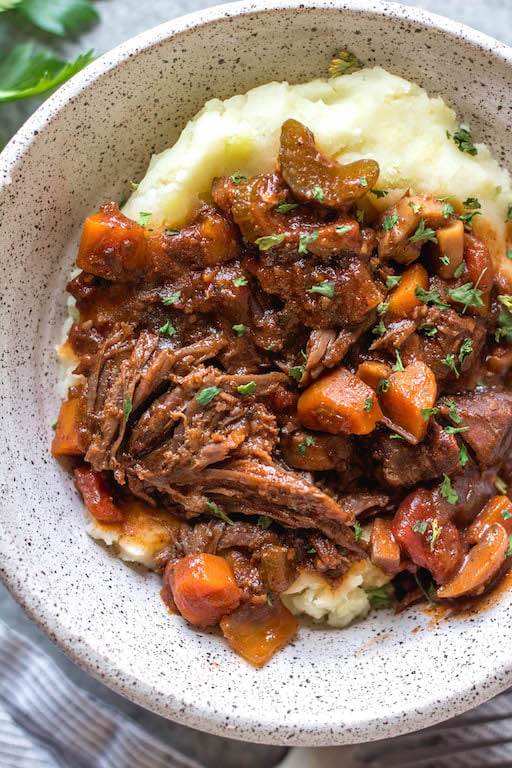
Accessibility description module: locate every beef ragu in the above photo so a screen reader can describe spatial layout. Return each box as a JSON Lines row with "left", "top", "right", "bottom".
{"left": 52, "top": 118, "right": 512, "bottom": 666}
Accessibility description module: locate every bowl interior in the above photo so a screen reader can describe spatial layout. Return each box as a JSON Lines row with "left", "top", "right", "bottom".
{"left": 1, "top": 0, "right": 512, "bottom": 746}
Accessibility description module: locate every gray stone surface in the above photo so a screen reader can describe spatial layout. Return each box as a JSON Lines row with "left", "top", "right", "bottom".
{"left": 0, "top": 0, "right": 510, "bottom": 763}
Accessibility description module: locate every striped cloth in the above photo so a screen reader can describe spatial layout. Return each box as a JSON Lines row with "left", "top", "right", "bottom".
{"left": 0, "top": 620, "right": 203, "bottom": 768}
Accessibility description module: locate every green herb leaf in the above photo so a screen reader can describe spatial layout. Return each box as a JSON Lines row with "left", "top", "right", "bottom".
{"left": 458, "top": 337, "right": 473, "bottom": 365}
{"left": 440, "top": 254, "right": 450, "bottom": 266}
{"left": 460, "top": 210, "right": 482, "bottom": 227}
{"left": 419, "top": 323, "right": 438, "bottom": 337}
{"left": 378, "top": 377, "right": 391, "bottom": 393}
{"left": 372, "top": 319, "right": 386, "bottom": 337}
{"left": 462, "top": 197, "right": 481, "bottom": 210}
{"left": 454, "top": 262, "right": 465, "bottom": 278}
{"left": 354, "top": 521, "right": 364, "bottom": 542}
{"left": 162, "top": 291, "right": 181, "bottom": 305}
{"left": 233, "top": 276, "right": 248, "bottom": 287}
{"left": 51, "top": 417, "right": 58, "bottom": 429}
{"left": 232, "top": 323, "right": 249, "bottom": 337}
{"left": 495, "top": 307, "right": 512, "bottom": 343}
{"left": 335, "top": 224, "right": 352, "bottom": 236}
{"left": 0, "top": 44, "right": 95, "bottom": 103}
{"left": 123, "top": 396, "right": 132, "bottom": 421}
{"left": 413, "top": 520, "right": 428, "bottom": 534}
{"left": 158, "top": 320, "right": 176, "bottom": 337}
{"left": 385, "top": 275, "right": 402, "bottom": 289}
{"left": 366, "top": 586, "right": 392, "bottom": 609}
{"left": 165, "top": 228, "right": 180, "bottom": 236}
{"left": 408, "top": 200, "right": 422, "bottom": 213}
{"left": 0, "top": 0, "right": 23, "bottom": 9}
{"left": 359, "top": 176, "right": 368, "bottom": 188}
{"left": 298, "top": 435, "right": 315, "bottom": 455}
{"left": 502, "top": 509, "right": 512, "bottom": 520}
{"left": 129, "top": 180, "right": 139, "bottom": 191}
{"left": 298, "top": 230, "right": 319, "bottom": 254}
{"left": 277, "top": 201, "right": 299, "bottom": 214}
{"left": 443, "top": 399, "right": 461, "bottom": 424}
{"left": 356, "top": 209, "right": 365, "bottom": 224}
{"left": 506, "top": 246, "right": 512, "bottom": 260}
{"left": 506, "top": 204, "right": 512, "bottom": 223}
{"left": 444, "top": 425, "right": 469, "bottom": 435}
{"left": 371, "top": 189, "right": 388, "bottom": 199}
{"left": 363, "top": 396, "right": 374, "bottom": 413}
{"left": 409, "top": 219, "right": 438, "bottom": 244}
{"left": 442, "top": 353, "right": 459, "bottom": 378}
{"left": 16, "top": 0, "right": 98, "bottom": 36}
{"left": 205, "top": 500, "right": 233, "bottom": 525}
{"left": 289, "top": 365, "right": 305, "bottom": 382}
{"left": 230, "top": 170, "right": 246, "bottom": 185}
{"left": 446, "top": 269, "right": 487, "bottom": 312}
{"left": 254, "top": 233, "right": 286, "bottom": 250}
{"left": 458, "top": 443, "right": 469, "bottom": 467}
{"left": 137, "top": 211, "right": 152, "bottom": 227}
{"left": 392, "top": 348, "right": 404, "bottom": 372}
{"left": 420, "top": 406, "right": 438, "bottom": 421}
{"left": 383, "top": 214, "right": 399, "bottom": 231}
{"left": 328, "top": 49, "right": 364, "bottom": 77}
{"left": 237, "top": 381, "right": 256, "bottom": 396}
{"left": 312, "top": 185, "right": 324, "bottom": 202}
{"left": 307, "top": 280, "right": 335, "bottom": 298}
{"left": 506, "top": 534, "right": 512, "bottom": 558}
{"left": 452, "top": 128, "right": 478, "bottom": 156}
{"left": 440, "top": 474, "right": 458, "bottom": 504}
{"left": 376, "top": 301, "right": 389, "bottom": 316}
{"left": 415, "top": 286, "right": 449, "bottom": 309}
{"left": 196, "top": 386, "right": 221, "bottom": 406}
{"left": 307, "top": 544, "right": 317, "bottom": 555}
{"left": 266, "top": 593, "right": 273, "bottom": 606}
{"left": 442, "top": 202, "right": 455, "bottom": 218}
{"left": 498, "top": 294, "right": 512, "bottom": 312}
{"left": 257, "top": 515, "right": 272, "bottom": 530}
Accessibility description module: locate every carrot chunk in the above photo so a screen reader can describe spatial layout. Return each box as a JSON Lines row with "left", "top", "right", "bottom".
{"left": 74, "top": 466, "right": 124, "bottom": 523}
{"left": 51, "top": 397, "right": 84, "bottom": 456}
{"left": 387, "top": 264, "right": 428, "bottom": 318}
{"left": 356, "top": 361, "right": 392, "bottom": 391}
{"left": 169, "top": 553, "right": 242, "bottom": 628}
{"left": 380, "top": 361, "right": 437, "bottom": 443}
{"left": 220, "top": 599, "right": 297, "bottom": 667}
{"left": 370, "top": 518, "right": 401, "bottom": 574}
{"left": 297, "top": 366, "right": 382, "bottom": 435}
{"left": 468, "top": 495, "right": 512, "bottom": 544}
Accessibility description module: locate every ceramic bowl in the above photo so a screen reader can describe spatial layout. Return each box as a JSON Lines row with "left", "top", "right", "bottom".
{"left": 1, "top": 0, "right": 512, "bottom": 746}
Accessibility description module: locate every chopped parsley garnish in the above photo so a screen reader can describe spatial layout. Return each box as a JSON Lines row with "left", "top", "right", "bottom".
{"left": 454, "top": 262, "right": 465, "bottom": 278}
{"left": 420, "top": 406, "right": 438, "bottom": 421}
{"left": 289, "top": 365, "right": 305, "bottom": 382}
{"left": 498, "top": 295, "right": 512, "bottom": 312}
{"left": 51, "top": 417, "right": 58, "bottom": 429}
{"left": 205, "top": 500, "right": 233, "bottom": 525}
{"left": 378, "top": 377, "right": 391, "bottom": 393}
{"left": 440, "top": 254, "right": 450, "bottom": 265}
{"left": 371, "top": 189, "right": 388, "bottom": 199}
{"left": 307, "top": 280, "right": 335, "bottom": 298}
{"left": 419, "top": 323, "right": 438, "bottom": 337}
{"left": 389, "top": 433, "right": 405, "bottom": 440}
{"left": 130, "top": 180, "right": 139, "bottom": 191}
{"left": 458, "top": 443, "right": 469, "bottom": 467}
{"left": 413, "top": 520, "right": 428, "bottom": 534}
{"left": 408, "top": 200, "right": 422, "bottom": 213}
{"left": 462, "top": 197, "right": 481, "bottom": 210}
{"left": 335, "top": 224, "right": 352, "bottom": 236}
{"left": 137, "top": 211, "right": 152, "bottom": 227}
{"left": 460, "top": 210, "right": 482, "bottom": 227}
{"left": 443, "top": 399, "right": 461, "bottom": 424}
{"left": 507, "top": 535, "right": 512, "bottom": 558}
{"left": 158, "top": 320, "right": 176, "bottom": 337}
{"left": 232, "top": 323, "right": 249, "bottom": 337}
{"left": 237, "top": 381, "right": 256, "bottom": 396}
{"left": 233, "top": 276, "right": 248, "bottom": 287}
{"left": 376, "top": 302, "right": 389, "bottom": 316}
{"left": 312, "top": 185, "right": 325, "bottom": 202}
{"left": 354, "top": 521, "right": 364, "bottom": 542}
{"left": 446, "top": 268, "right": 487, "bottom": 312}
{"left": 502, "top": 509, "right": 512, "bottom": 520}
{"left": 372, "top": 319, "right": 386, "bottom": 337}
{"left": 507, "top": 247, "right": 512, "bottom": 260}
{"left": 442, "top": 353, "right": 459, "bottom": 378}
{"left": 266, "top": 594, "right": 273, "bottom": 606}
{"left": 255, "top": 233, "right": 286, "bottom": 250}
{"left": 409, "top": 219, "right": 438, "bottom": 244}
{"left": 258, "top": 515, "right": 273, "bottom": 530}
{"left": 444, "top": 425, "right": 469, "bottom": 435}
{"left": 383, "top": 214, "right": 399, "bottom": 231}
{"left": 415, "top": 286, "right": 449, "bottom": 309}
{"left": 298, "top": 435, "right": 315, "bottom": 455}
{"left": 442, "top": 202, "right": 455, "bottom": 218}
{"left": 366, "top": 586, "right": 392, "bottom": 609}
{"left": 328, "top": 50, "right": 364, "bottom": 77}
{"left": 506, "top": 204, "right": 512, "bottom": 223}
{"left": 165, "top": 228, "right": 180, "bottom": 236}
{"left": 196, "top": 386, "right": 221, "bottom": 406}
{"left": 363, "top": 397, "right": 374, "bottom": 412}
{"left": 392, "top": 348, "right": 404, "bottom": 372}
{"left": 452, "top": 128, "right": 478, "bottom": 156}
{"left": 356, "top": 209, "right": 365, "bottom": 224}
{"left": 123, "top": 396, "right": 132, "bottom": 421}
{"left": 440, "top": 474, "right": 458, "bottom": 504}
{"left": 495, "top": 307, "right": 512, "bottom": 343}
{"left": 277, "top": 201, "right": 299, "bottom": 214}
{"left": 162, "top": 291, "right": 181, "bottom": 305}
{"left": 458, "top": 338, "right": 473, "bottom": 365}
{"left": 359, "top": 176, "right": 368, "bottom": 187}
{"left": 298, "top": 230, "right": 319, "bottom": 254}
{"left": 230, "top": 171, "right": 246, "bottom": 185}
{"left": 385, "top": 275, "right": 402, "bottom": 289}
{"left": 307, "top": 544, "right": 317, "bottom": 555}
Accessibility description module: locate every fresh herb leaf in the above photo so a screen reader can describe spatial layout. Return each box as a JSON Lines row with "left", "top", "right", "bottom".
{"left": 359, "top": 176, "right": 368, "bottom": 187}
{"left": 196, "top": 386, "right": 221, "bottom": 406}
{"left": 383, "top": 214, "right": 399, "bottom": 231}
{"left": 440, "top": 254, "right": 450, "bottom": 266}
{"left": 298, "top": 435, "right": 315, "bottom": 455}
{"left": 298, "top": 230, "right": 319, "bottom": 254}
{"left": 123, "top": 396, "right": 132, "bottom": 421}
{"left": 460, "top": 210, "right": 482, "bottom": 227}
{"left": 409, "top": 219, "right": 438, "bottom": 244}
{"left": 129, "top": 180, "right": 139, "bottom": 191}
{"left": 371, "top": 189, "right": 388, "bottom": 199}
{"left": 257, "top": 515, "right": 272, "bottom": 530}
{"left": 444, "top": 425, "right": 469, "bottom": 435}
{"left": 137, "top": 211, "right": 152, "bottom": 227}
{"left": 16, "top": 0, "right": 99, "bottom": 36}
{"left": 462, "top": 197, "right": 481, "bottom": 210}
{"left": 385, "top": 275, "right": 402, "bottom": 289}
{"left": 443, "top": 399, "right": 461, "bottom": 424}
{"left": 440, "top": 474, "right": 458, "bottom": 504}
{"left": 328, "top": 50, "right": 364, "bottom": 77}
{"left": 366, "top": 586, "right": 392, "bottom": 609}
{"left": 459, "top": 337, "right": 473, "bottom": 365}
{"left": 354, "top": 521, "right": 364, "bottom": 542}
{"left": 0, "top": 0, "right": 23, "bottom": 9}
{"left": 502, "top": 509, "right": 512, "bottom": 520}
{"left": 498, "top": 295, "right": 512, "bottom": 312}
{"left": 372, "top": 319, "right": 386, "bottom": 337}
{"left": 363, "top": 396, "right": 374, "bottom": 412}
{"left": 442, "top": 202, "right": 455, "bottom": 218}
{"left": 419, "top": 323, "right": 438, "bottom": 337}
{"left": 506, "top": 534, "right": 512, "bottom": 558}
{"left": 413, "top": 520, "right": 428, "bottom": 534}
{"left": 408, "top": 200, "right": 422, "bottom": 213}
{"left": 266, "top": 593, "right": 273, "bottom": 606}
{"left": 454, "top": 262, "right": 465, "bottom": 278}
{"left": 415, "top": 286, "right": 449, "bottom": 309}
{"left": 335, "top": 224, "right": 352, "bottom": 236}
{"left": 232, "top": 323, "right": 249, "bottom": 337}
{"left": 356, "top": 209, "right": 365, "bottom": 224}
{"left": 507, "top": 204, "right": 512, "bottom": 223}
{"left": 51, "top": 417, "right": 58, "bottom": 429}
{"left": 254, "top": 233, "right": 286, "bottom": 250}
{"left": 158, "top": 320, "right": 176, "bottom": 337}
{"left": 507, "top": 247, "right": 512, "bottom": 260}
{"left": 446, "top": 269, "right": 486, "bottom": 312}
{"left": 312, "top": 185, "right": 325, "bottom": 202}
{"left": 452, "top": 128, "right": 478, "bottom": 156}
{"left": 378, "top": 377, "right": 391, "bottom": 393}
{"left": 230, "top": 170, "right": 246, "bottom": 185}
{"left": 162, "top": 291, "right": 181, "bottom": 305}
{"left": 389, "top": 433, "right": 405, "bottom": 440}
{"left": 495, "top": 307, "right": 512, "bottom": 343}
{"left": 233, "top": 276, "right": 248, "bottom": 287}
{"left": 205, "top": 500, "right": 233, "bottom": 525}
{"left": 165, "top": 228, "right": 180, "bottom": 236}
{"left": 277, "top": 201, "right": 299, "bottom": 214}
{"left": 237, "top": 381, "right": 256, "bottom": 396}
{"left": 442, "top": 353, "right": 459, "bottom": 378}
{"left": 307, "top": 544, "right": 317, "bottom": 555}
{"left": 392, "top": 348, "right": 404, "bottom": 372}
{"left": 0, "top": 44, "right": 95, "bottom": 103}
{"left": 307, "top": 280, "right": 335, "bottom": 298}
{"left": 458, "top": 443, "right": 469, "bottom": 467}
{"left": 289, "top": 365, "right": 305, "bottom": 382}
{"left": 420, "top": 406, "right": 438, "bottom": 421}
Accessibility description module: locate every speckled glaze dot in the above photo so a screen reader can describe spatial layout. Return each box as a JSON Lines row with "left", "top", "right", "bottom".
{"left": 1, "top": 0, "right": 512, "bottom": 747}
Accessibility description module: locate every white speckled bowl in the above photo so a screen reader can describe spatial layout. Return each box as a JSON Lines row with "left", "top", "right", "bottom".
{"left": 1, "top": 0, "right": 512, "bottom": 746}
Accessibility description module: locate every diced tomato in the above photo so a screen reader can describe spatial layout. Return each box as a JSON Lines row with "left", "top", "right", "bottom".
{"left": 220, "top": 599, "right": 297, "bottom": 668}
{"left": 73, "top": 466, "right": 124, "bottom": 523}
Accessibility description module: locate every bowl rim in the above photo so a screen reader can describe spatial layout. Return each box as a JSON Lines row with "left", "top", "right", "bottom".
{"left": 2, "top": 0, "right": 512, "bottom": 746}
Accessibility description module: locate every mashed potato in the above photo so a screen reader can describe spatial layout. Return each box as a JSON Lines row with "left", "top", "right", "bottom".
{"left": 282, "top": 560, "right": 391, "bottom": 628}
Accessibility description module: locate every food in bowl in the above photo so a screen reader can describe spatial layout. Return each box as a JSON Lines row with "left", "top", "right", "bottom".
{"left": 52, "top": 64, "right": 512, "bottom": 667}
